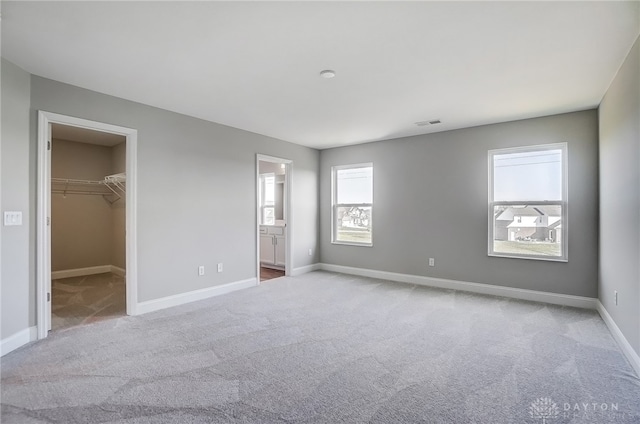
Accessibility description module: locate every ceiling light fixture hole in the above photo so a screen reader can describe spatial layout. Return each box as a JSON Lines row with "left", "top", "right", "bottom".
{"left": 320, "top": 70, "right": 336, "bottom": 79}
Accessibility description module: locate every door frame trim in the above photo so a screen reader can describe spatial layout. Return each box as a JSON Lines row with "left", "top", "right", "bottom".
{"left": 256, "top": 154, "right": 292, "bottom": 282}
{"left": 36, "top": 111, "right": 138, "bottom": 339}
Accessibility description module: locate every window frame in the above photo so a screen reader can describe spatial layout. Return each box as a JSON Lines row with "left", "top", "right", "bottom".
{"left": 331, "top": 163, "right": 374, "bottom": 247}
{"left": 488, "top": 143, "right": 568, "bottom": 262}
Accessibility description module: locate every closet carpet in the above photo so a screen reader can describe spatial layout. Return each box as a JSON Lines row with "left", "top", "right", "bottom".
{"left": 51, "top": 272, "right": 126, "bottom": 331}
{"left": 2, "top": 271, "right": 640, "bottom": 423}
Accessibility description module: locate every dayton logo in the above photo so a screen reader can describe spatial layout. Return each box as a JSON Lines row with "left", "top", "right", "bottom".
{"left": 530, "top": 397, "right": 560, "bottom": 423}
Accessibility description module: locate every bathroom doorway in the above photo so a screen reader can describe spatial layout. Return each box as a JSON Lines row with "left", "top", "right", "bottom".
{"left": 256, "top": 155, "right": 292, "bottom": 282}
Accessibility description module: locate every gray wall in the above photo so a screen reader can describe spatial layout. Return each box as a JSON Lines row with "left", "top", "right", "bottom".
{"left": 1, "top": 59, "right": 32, "bottom": 339}
{"left": 29, "top": 76, "right": 320, "bottom": 304}
{"left": 599, "top": 36, "right": 640, "bottom": 356}
{"left": 320, "top": 110, "right": 599, "bottom": 298}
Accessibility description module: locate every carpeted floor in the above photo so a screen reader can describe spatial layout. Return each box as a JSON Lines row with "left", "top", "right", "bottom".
{"left": 2, "top": 271, "right": 639, "bottom": 423}
{"left": 52, "top": 272, "right": 126, "bottom": 331}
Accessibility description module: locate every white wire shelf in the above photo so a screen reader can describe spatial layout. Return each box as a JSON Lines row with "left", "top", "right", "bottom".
{"left": 52, "top": 173, "right": 126, "bottom": 203}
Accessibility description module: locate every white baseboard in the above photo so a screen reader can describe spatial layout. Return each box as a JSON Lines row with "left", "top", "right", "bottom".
{"left": 261, "top": 264, "right": 285, "bottom": 271}
{"left": 319, "top": 263, "right": 598, "bottom": 310}
{"left": 1, "top": 326, "right": 37, "bottom": 357}
{"left": 136, "top": 278, "right": 258, "bottom": 315}
{"left": 110, "top": 265, "right": 126, "bottom": 277}
{"left": 596, "top": 301, "right": 640, "bottom": 377}
{"left": 291, "top": 263, "right": 321, "bottom": 277}
{"left": 52, "top": 265, "right": 126, "bottom": 279}
{"left": 52, "top": 265, "right": 111, "bottom": 279}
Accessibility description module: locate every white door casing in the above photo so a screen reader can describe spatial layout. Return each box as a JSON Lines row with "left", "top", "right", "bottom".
{"left": 37, "top": 111, "right": 138, "bottom": 339}
{"left": 256, "top": 154, "right": 292, "bottom": 281}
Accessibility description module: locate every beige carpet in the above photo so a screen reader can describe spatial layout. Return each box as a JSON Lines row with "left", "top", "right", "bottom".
{"left": 52, "top": 272, "right": 125, "bottom": 331}
{"left": 3, "top": 271, "right": 639, "bottom": 423}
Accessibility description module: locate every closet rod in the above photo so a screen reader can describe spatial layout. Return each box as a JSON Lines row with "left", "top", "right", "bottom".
{"left": 52, "top": 189, "right": 120, "bottom": 204}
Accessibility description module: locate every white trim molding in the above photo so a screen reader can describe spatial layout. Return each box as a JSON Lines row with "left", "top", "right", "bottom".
{"left": 319, "top": 263, "right": 598, "bottom": 310}
{"left": 111, "top": 266, "right": 126, "bottom": 277}
{"left": 51, "top": 265, "right": 127, "bottom": 280}
{"left": 291, "top": 263, "right": 321, "bottom": 277}
{"left": 51, "top": 265, "right": 112, "bottom": 280}
{"left": 136, "top": 278, "right": 258, "bottom": 315}
{"left": 597, "top": 301, "right": 640, "bottom": 377}
{"left": 1, "top": 327, "right": 37, "bottom": 357}
{"left": 256, "top": 154, "right": 293, "bottom": 281}
{"left": 37, "top": 111, "right": 138, "bottom": 338}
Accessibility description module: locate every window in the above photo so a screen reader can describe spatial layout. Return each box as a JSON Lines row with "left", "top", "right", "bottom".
{"left": 260, "top": 173, "right": 275, "bottom": 225}
{"left": 488, "top": 143, "right": 567, "bottom": 261}
{"left": 332, "top": 164, "right": 373, "bottom": 246}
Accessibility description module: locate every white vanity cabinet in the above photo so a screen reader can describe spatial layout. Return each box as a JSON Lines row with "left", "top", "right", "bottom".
{"left": 274, "top": 234, "right": 285, "bottom": 267}
{"left": 260, "top": 225, "right": 285, "bottom": 269}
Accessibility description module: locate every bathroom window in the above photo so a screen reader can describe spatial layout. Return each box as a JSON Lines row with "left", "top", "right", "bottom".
{"left": 260, "top": 174, "right": 275, "bottom": 225}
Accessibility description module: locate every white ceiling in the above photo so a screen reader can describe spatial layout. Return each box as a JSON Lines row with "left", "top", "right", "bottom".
{"left": 2, "top": 1, "right": 639, "bottom": 149}
{"left": 52, "top": 123, "right": 126, "bottom": 147}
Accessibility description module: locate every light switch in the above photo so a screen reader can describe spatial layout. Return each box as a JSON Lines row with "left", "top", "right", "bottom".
{"left": 4, "top": 211, "right": 23, "bottom": 226}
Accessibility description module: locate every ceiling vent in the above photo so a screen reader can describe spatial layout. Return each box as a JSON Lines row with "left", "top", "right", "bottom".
{"left": 415, "top": 119, "right": 442, "bottom": 127}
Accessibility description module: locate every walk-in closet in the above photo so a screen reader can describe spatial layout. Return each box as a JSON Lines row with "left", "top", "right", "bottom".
{"left": 50, "top": 124, "right": 127, "bottom": 330}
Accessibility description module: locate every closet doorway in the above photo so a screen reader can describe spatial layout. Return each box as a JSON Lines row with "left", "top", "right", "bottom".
{"left": 37, "top": 111, "right": 138, "bottom": 339}
{"left": 50, "top": 124, "right": 126, "bottom": 330}
{"left": 256, "top": 155, "right": 292, "bottom": 282}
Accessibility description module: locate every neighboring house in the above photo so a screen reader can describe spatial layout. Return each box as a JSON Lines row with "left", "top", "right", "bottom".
{"left": 547, "top": 220, "right": 562, "bottom": 243}
{"left": 340, "top": 207, "right": 371, "bottom": 229}
{"left": 495, "top": 206, "right": 561, "bottom": 243}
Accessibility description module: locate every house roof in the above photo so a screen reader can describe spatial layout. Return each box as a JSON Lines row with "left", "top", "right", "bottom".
{"left": 496, "top": 205, "right": 562, "bottom": 221}
{"left": 507, "top": 216, "right": 542, "bottom": 228}
{"left": 548, "top": 219, "right": 562, "bottom": 229}
{"left": 506, "top": 215, "right": 562, "bottom": 228}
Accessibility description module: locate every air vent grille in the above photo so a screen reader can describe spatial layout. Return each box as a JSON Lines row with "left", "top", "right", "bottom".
{"left": 415, "top": 119, "right": 442, "bottom": 127}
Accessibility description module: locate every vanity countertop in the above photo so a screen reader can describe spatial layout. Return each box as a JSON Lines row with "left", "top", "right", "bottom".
{"left": 261, "top": 221, "right": 286, "bottom": 228}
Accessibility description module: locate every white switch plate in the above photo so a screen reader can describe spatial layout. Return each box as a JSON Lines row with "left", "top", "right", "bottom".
{"left": 198, "top": 266, "right": 205, "bottom": 276}
{"left": 308, "top": 249, "right": 312, "bottom": 256}
{"left": 4, "top": 211, "right": 22, "bottom": 226}
{"left": 217, "top": 263, "right": 223, "bottom": 273}
{"left": 429, "top": 258, "right": 435, "bottom": 267}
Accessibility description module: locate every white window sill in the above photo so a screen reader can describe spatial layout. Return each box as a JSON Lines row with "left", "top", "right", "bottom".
{"left": 332, "top": 241, "right": 373, "bottom": 248}
{"left": 488, "top": 252, "right": 567, "bottom": 262}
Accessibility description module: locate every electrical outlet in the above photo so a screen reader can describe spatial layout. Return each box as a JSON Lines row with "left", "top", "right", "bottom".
{"left": 308, "top": 248, "right": 312, "bottom": 256}
{"left": 614, "top": 290, "right": 618, "bottom": 306}
{"left": 217, "top": 263, "right": 223, "bottom": 273}
{"left": 198, "top": 266, "right": 205, "bottom": 276}
{"left": 429, "top": 258, "right": 435, "bottom": 267}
